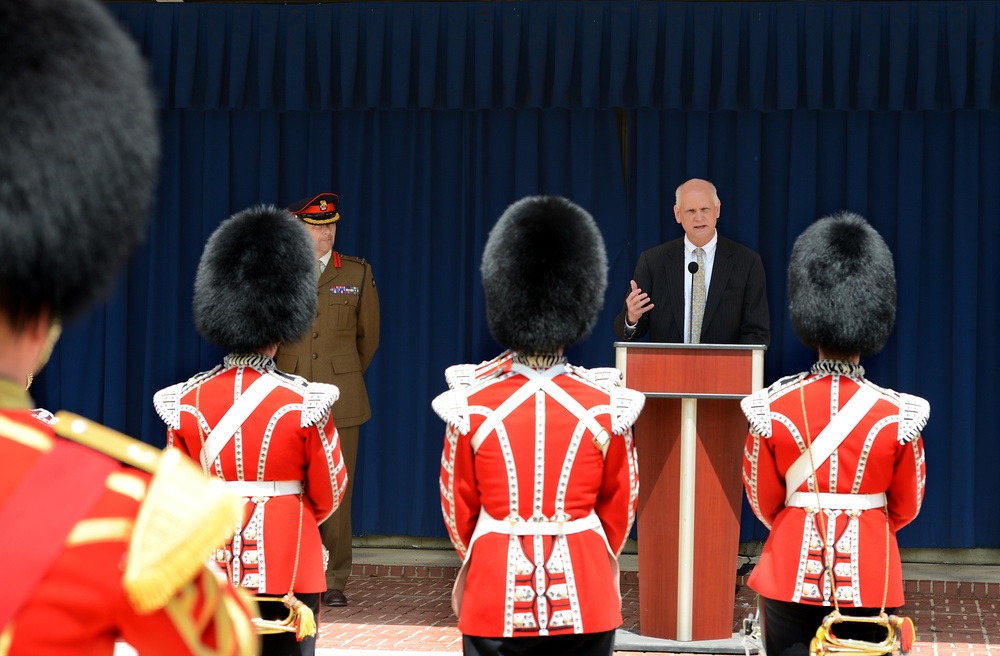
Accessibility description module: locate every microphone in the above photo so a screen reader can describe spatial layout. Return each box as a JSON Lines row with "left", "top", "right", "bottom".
{"left": 688, "top": 261, "right": 699, "bottom": 343}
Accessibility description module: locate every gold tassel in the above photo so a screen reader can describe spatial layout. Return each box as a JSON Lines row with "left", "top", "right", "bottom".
{"left": 251, "top": 594, "right": 317, "bottom": 640}
{"left": 284, "top": 593, "right": 317, "bottom": 641}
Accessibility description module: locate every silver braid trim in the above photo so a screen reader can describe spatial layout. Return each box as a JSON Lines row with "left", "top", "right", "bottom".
{"left": 443, "top": 363, "right": 481, "bottom": 391}
{"left": 741, "top": 389, "right": 773, "bottom": 438}
{"left": 431, "top": 389, "right": 471, "bottom": 434}
{"left": 300, "top": 382, "right": 339, "bottom": 427}
{"left": 897, "top": 393, "right": 930, "bottom": 444}
{"left": 567, "top": 365, "right": 625, "bottom": 389}
{"left": 152, "top": 382, "right": 186, "bottom": 429}
{"left": 610, "top": 387, "right": 645, "bottom": 435}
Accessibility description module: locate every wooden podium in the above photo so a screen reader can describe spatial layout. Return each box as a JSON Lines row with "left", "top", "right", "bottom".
{"left": 615, "top": 342, "right": 765, "bottom": 642}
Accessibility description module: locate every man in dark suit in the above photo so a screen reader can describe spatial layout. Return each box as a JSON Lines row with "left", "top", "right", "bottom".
{"left": 614, "top": 178, "right": 770, "bottom": 346}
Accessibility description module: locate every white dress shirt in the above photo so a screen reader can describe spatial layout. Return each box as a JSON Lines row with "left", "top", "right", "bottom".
{"left": 682, "top": 232, "right": 718, "bottom": 343}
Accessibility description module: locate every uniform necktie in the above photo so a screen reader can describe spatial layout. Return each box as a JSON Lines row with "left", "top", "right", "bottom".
{"left": 317, "top": 260, "right": 326, "bottom": 278}
{"left": 690, "top": 247, "right": 706, "bottom": 344}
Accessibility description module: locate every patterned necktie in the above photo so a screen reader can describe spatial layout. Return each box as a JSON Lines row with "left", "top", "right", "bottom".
{"left": 690, "top": 247, "right": 706, "bottom": 344}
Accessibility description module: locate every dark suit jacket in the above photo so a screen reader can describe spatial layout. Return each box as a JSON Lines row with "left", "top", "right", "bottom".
{"left": 613, "top": 235, "right": 770, "bottom": 346}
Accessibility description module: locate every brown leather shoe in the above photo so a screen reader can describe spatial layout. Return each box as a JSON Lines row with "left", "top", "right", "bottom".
{"left": 322, "top": 589, "right": 348, "bottom": 607}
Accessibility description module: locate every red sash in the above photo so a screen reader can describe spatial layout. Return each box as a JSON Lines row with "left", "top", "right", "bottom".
{"left": 0, "top": 437, "right": 117, "bottom": 626}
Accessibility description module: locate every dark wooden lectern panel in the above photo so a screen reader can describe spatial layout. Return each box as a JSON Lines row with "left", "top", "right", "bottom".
{"left": 634, "top": 397, "right": 746, "bottom": 641}
{"left": 624, "top": 347, "right": 755, "bottom": 397}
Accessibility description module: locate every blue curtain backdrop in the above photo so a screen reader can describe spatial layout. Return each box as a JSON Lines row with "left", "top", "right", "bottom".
{"left": 33, "top": 2, "right": 1000, "bottom": 549}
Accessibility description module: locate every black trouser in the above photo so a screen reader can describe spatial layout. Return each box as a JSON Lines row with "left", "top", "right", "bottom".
{"left": 463, "top": 630, "right": 616, "bottom": 656}
{"left": 760, "top": 596, "right": 897, "bottom": 656}
{"left": 258, "top": 593, "right": 320, "bottom": 656}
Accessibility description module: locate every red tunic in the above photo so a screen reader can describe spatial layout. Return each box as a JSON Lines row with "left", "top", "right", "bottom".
{"left": 741, "top": 366, "right": 928, "bottom": 608}
{"left": 433, "top": 352, "right": 644, "bottom": 638}
{"left": 0, "top": 393, "right": 257, "bottom": 655}
{"left": 154, "top": 354, "right": 347, "bottom": 595}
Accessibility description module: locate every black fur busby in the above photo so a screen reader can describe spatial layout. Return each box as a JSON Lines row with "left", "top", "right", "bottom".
{"left": 788, "top": 211, "right": 896, "bottom": 357}
{"left": 193, "top": 206, "right": 318, "bottom": 354}
{"left": 481, "top": 196, "right": 608, "bottom": 354}
{"left": 0, "top": 0, "right": 160, "bottom": 326}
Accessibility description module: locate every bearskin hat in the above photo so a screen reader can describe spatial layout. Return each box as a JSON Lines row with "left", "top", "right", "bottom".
{"left": 788, "top": 211, "right": 896, "bottom": 357}
{"left": 193, "top": 206, "right": 317, "bottom": 354}
{"left": 0, "top": 0, "right": 160, "bottom": 326}
{"left": 481, "top": 196, "right": 608, "bottom": 354}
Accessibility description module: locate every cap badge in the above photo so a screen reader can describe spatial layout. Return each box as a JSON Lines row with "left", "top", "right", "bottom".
{"left": 319, "top": 200, "right": 328, "bottom": 211}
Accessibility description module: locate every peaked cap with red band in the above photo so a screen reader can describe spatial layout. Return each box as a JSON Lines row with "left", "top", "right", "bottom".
{"left": 288, "top": 193, "right": 340, "bottom": 225}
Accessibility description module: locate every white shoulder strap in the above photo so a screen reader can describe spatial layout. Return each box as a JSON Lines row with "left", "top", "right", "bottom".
{"left": 469, "top": 379, "right": 540, "bottom": 452}
{"left": 540, "top": 379, "right": 608, "bottom": 453}
{"left": 200, "top": 375, "right": 280, "bottom": 472}
{"left": 784, "top": 384, "right": 880, "bottom": 502}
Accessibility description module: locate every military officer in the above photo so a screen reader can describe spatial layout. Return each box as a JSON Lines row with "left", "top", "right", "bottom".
{"left": 0, "top": 0, "right": 257, "bottom": 653}
{"left": 432, "top": 196, "right": 644, "bottom": 656}
{"left": 276, "top": 192, "right": 380, "bottom": 608}
{"left": 154, "top": 205, "right": 349, "bottom": 656}
{"left": 741, "top": 212, "right": 928, "bottom": 656}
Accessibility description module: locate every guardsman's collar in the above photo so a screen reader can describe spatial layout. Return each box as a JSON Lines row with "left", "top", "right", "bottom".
{"left": 513, "top": 352, "right": 567, "bottom": 370}
{"left": 811, "top": 359, "right": 865, "bottom": 378}
{"left": 224, "top": 353, "right": 277, "bottom": 370}
{"left": 0, "top": 376, "right": 33, "bottom": 410}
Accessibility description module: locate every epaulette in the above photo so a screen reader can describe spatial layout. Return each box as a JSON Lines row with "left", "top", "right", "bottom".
{"left": 442, "top": 363, "right": 478, "bottom": 391}
{"left": 567, "top": 365, "right": 625, "bottom": 390}
{"left": 300, "top": 382, "right": 340, "bottom": 427}
{"left": 431, "top": 388, "right": 470, "bottom": 434}
{"left": 52, "top": 412, "right": 242, "bottom": 614}
{"left": 740, "top": 390, "right": 772, "bottom": 437}
{"left": 152, "top": 367, "right": 222, "bottom": 429}
{"left": 896, "top": 393, "right": 930, "bottom": 444}
{"left": 443, "top": 351, "right": 514, "bottom": 391}
{"left": 340, "top": 254, "right": 376, "bottom": 292}
{"left": 740, "top": 373, "right": 807, "bottom": 438}
{"left": 152, "top": 382, "right": 185, "bottom": 429}
{"left": 609, "top": 387, "right": 645, "bottom": 435}
{"left": 340, "top": 254, "right": 368, "bottom": 266}
{"left": 435, "top": 355, "right": 515, "bottom": 433}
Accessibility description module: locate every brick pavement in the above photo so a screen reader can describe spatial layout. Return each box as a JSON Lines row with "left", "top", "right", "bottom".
{"left": 314, "top": 565, "right": 999, "bottom": 655}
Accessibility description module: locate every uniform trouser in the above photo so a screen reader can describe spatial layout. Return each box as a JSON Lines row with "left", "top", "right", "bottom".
{"left": 462, "top": 630, "right": 615, "bottom": 656}
{"left": 321, "top": 423, "right": 359, "bottom": 591}
{"left": 258, "top": 593, "right": 320, "bottom": 656}
{"left": 760, "top": 596, "right": 897, "bottom": 656}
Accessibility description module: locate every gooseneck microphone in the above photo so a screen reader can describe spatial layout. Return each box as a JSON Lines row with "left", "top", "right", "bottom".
{"left": 688, "top": 261, "right": 699, "bottom": 343}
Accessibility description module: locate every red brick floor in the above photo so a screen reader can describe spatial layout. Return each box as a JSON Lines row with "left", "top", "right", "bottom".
{"left": 315, "top": 566, "right": 999, "bottom": 654}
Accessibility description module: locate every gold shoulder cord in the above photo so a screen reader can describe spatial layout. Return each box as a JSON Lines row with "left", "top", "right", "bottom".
{"left": 797, "top": 382, "right": 916, "bottom": 656}
{"left": 52, "top": 412, "right": 243, "bottom": 614}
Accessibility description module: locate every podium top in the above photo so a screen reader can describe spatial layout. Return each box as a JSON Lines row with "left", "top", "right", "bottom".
{"left": 614, "top": 342, "right": 766, "bottom": 397}
{"left": 613, "top": 342, "right": 767, "bottom": 351}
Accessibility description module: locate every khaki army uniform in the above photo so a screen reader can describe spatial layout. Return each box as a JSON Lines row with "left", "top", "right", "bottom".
{"left": 276, "top": 250, "right": 380, "bottom": 592}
